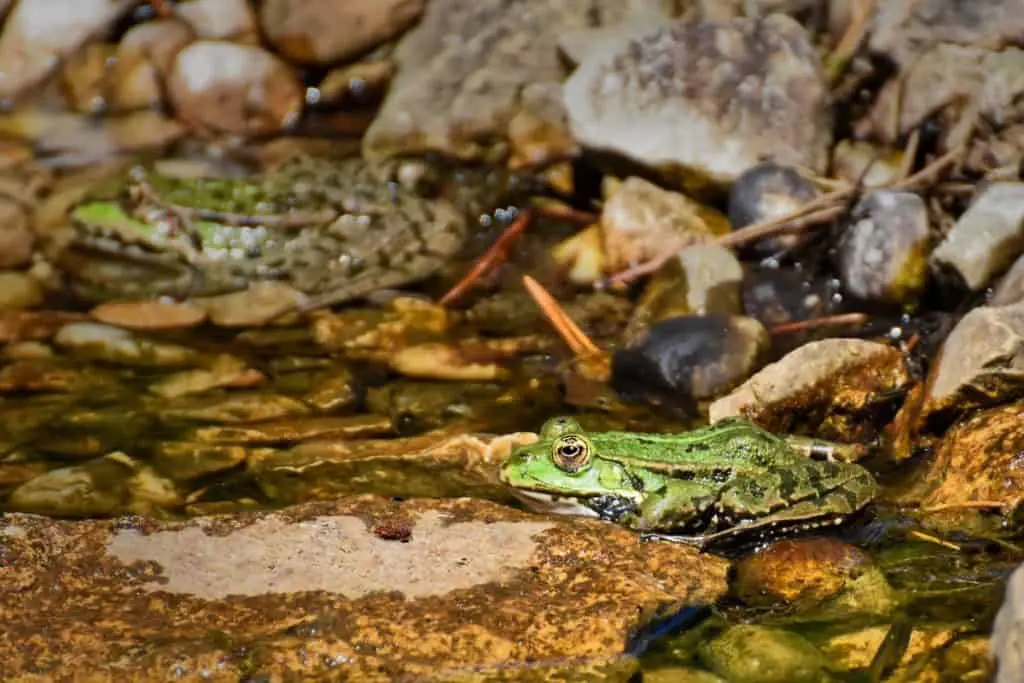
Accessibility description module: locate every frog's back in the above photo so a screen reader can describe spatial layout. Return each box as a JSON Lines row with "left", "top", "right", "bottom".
{"left": 588, "top": 419, "right": 798, "bottom": 474}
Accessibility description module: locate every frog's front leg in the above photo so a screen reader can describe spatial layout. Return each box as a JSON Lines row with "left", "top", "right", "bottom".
{"left": 783, "top": 435, "right": 867, "bottom": 463}
{"left": 626, "top": 480, "right": 717, "bottom": 533}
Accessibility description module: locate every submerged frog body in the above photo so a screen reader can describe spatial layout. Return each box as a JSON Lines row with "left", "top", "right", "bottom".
{"left": 54, "top": 155, "right": 511, "bottom": 308}
{"left": 499, "top": 416, "right": 877, "bottom": 546}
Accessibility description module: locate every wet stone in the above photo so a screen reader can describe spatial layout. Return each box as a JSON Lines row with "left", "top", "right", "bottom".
{"left": 837, "top": 190, "right": 930, "bottom": 305}
{"left": 0, "top": 359, "right": 121, "bottom": 394}
{"left": 908, "top": 400, "right": 1024, "bottom": 534}
{"left": 733, "top": 538, "right": 897, "bottom": 618}
{"left": 54, "top": 322, "right": 203, "bottom": 367}
{"left": 727, "top": 162, "right": 820, "bottom": 254}
{"left": 699, "top": 625, "right": 829, "bottom": 683}
{"left": 250, "top": 431, "right": 532, "bottom": 504}
{"left": 0, "top": 496, "right": 729, "bottom": 680}
{"left": 150, "top": 442, "right": 250, "bottom": 481}
{"left": 993, "top": 560, "right": 1024, "bottom": 683}
{"left": 612, "top": 314, "right": 768, "bottom": 411}
{"left": 0, "top": 310, "right": 89, "bottom": 342}
{"left": 158, "top": 392, "right": 312, "bottom": 424}
{"left": 192, "top": 414, "right": 393, "bottom": 445}
{"left": 148, "top": 354, "right": 266, "bottom": 399}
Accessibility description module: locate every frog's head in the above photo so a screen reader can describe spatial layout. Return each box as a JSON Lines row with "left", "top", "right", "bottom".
{"left": 499, "top": 416, "right": 642, "bottom": 520}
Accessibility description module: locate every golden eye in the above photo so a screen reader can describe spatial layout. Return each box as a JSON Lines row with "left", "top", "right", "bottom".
{"left": 552, "top": 434, "right": 592, "bottom": 473}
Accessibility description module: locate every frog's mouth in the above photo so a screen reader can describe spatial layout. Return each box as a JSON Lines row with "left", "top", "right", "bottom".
{"left": 506, "top": 489, "right": 602, "bottom": 519}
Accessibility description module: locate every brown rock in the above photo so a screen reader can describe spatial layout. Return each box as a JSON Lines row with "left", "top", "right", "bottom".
{"left": 90, "top": 300, "right": 207, "bottom": 330}
{"left": 0, "top": 497, "right": 728, "bottom": 680}
{"left": 709, "top": 338, "right": 912, "bottom": 441}
{"left": 910, "top": 401, "right": 1024, "bottom": 532}
{"left": 261, "top": 0, "right": 424, "bottom": 64}
{"left": 0, "top": 197, "right": 33, "bottom": 268}
{"left": 168, "top": 40, "right": 303, "bottom": 136}
{"left": 108, "top": 18, "right": 195, "bottom": 112}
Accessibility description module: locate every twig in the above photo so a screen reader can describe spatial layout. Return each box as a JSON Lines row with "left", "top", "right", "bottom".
{"left": 522, "top": 275, "right": 601, "bottom": 357}
{"left": 769, "top": 312, "right": 868, "bottom": 336}
{"left": 439, "top": 209, "right": 533, "bottom": 307}
{"left": 908, "top": 530, "right": 962, "bottom": 551}
{"left": 825, "top": 0, "right": 877, "bottom": 85}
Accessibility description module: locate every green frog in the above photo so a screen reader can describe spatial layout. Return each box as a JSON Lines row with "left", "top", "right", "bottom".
{"left": 499, "top": 416, "right": 877, "bottom": 546}
{"left": 53, "top": 155, "right": 513, "bottom": 309}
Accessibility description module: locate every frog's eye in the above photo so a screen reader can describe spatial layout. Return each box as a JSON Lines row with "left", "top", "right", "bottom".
{"left": 551, "top": 434, "right": 592, "bottom": 473}
{"left": 540, "top": 416, "right": 584, "bottom": 440}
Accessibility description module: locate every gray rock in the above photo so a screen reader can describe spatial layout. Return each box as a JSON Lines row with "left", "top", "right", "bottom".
{"left": 993, "top": 561, "right": 1024, "bottom": 683}
{"left": 930, "top": 182, "right": 1024, "bottom": 291}
{"left": 921, "top": 301, "right": 1024, "bottom": 419}
{"left": 869, "top": 0, "right": 1024, "bottom": 67}
{"left": 837, "top": 190, "right": 930, "bottom": 304}
{"left": 563, "top": 14, "right": 831, "bottom": 184}
{"left": 992, "top": 253, "right": 1024, "bottom": 306}
{"left": 362, "top": 0, "right": 642, "bottom": 162}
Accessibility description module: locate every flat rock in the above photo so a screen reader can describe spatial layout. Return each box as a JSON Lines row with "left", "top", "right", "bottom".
{"left": 708, "top": 338, "right": 911, "bottom": 441}
{"left": 563, "top": 14, "right": 831, "bottom": 185}
{"left": 921, "top": 302, "right": 1024, "bottom": 419}
{"left": 0, "top": 496, "right": 729, "bottom": 681}
{"left": 362, "top": 0, "right": 639, "bottom": 163}
{"left": 930, "top": 182, "right": 1024, "bottom": 291}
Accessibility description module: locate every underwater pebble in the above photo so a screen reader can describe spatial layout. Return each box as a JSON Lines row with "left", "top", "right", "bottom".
{"left": 90, "top": 300, "right": 208, "bottom": 330}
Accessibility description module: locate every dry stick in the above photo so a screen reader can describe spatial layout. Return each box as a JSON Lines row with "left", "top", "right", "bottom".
{"left": 825, "top": 0, "right": 877, "bottom": 84}
{"left": 919, "top": 501, "right": 1006, "bottom": 513}
{"left": 534, "top": 203, "right": 599, "bottom": 225}
{"left": 908, "top": 530, "right": 962, "bottom": 552}
{"left": 897, "top": 128, "right": 921, "bottom": 181}
{"left": 769, "top": 312, "right": 868, "bottom": 336}
{"left": 522, "top": 275, "right": 601, "bottom": 357}
{"left": 438, "top": 208, "right": 533, "bottom": 307}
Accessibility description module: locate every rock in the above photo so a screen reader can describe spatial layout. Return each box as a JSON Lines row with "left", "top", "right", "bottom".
{"left": 0, "top": 270, "right": 42, "bottom": 310}
{"left": 563, "top": 14, "right": 831, "bottom": 185}
{"left": 727, "top": 162, "right": 820, "bottom": 253}
{"left": 645, "top": 668, "right": 727, "bottom": 683}
{"left": 830, "top": 140, "right": 904, "bottom": 188}
{"left": 837, "top": 190, "right": 930, "bottom": 304}
{"left": 167, "top": 40, "right": 303, "bottom": 136}
{"left": 89, "top": 299, "right": 208, "bottom": 330}
{"left": 624, "top": 243, "right": 744, "bottom": 342}
{"left": 0, "top": 109, "right": 186, "bottom": 168}
{"left": 931, "top": 182, "right": 1024, "bottom": 291}
{"left": 611, "top": 314, "right": 769, "bottom": 410}
{"left": 709, "top": 338, "right": 912, "bottom": 441}
{"left": 993, "top": 561, "right": 1024, "bottom": 683}
{"left": 599, "top": 176, "right": 723, "bottom": 274}
{"left": 920, "top": 302, "right": 1024, "bottom": 419}
{"left": 190, "top": 414, "right": 392, "bottom": 446}
{"left": 698, "top": 625, "right": 829, "bottom": 683}
{"left": 7, "top": 452, "right": 179, "bottom": 517}
{"left": 741, "top": 265, "right": 832, "bottom": 329}
{"left": 148, "top": 354, "right": 265, "bottom": 399}
{"left": 108, "top": 19, "right": 195, "bottom": 112}
{"left": 54, "top": 322, "right": 203, "bottom": 367}
{"left": 992, "top": 253, "right": 1024, "bottom": 306}
{"left": 0, "top": 0, "right": 136, "bottom": 101}
{"left": 0, "top": 496, "right": 729, "bottom": 680}
{"left": 733, "top": 538, "right": 897, "bottom": 617}
{"left": 869, "top": 44, "right": 1024, "bottom": 146}
{"left": 909, "top": 401, "right": 1024, "bottom": 533}
{"left": 0, "top": 198, "right": 33, "bottom": 269}
{"left": 193, "top": 281, "right": 304, "bottom": 327}
{"left": 825, "top": 625, "right": 992, "bottom": 680}
{"left": 176, "top": 0, "right": 257, "bottom": 42}
{"left": 868, "top": 0, "right": 1024, "bottom": 67}
{"left": 251, "top": 431, "right": 531, "bottom": 503}
{"left": 0, "top": 359, "right": 121, "bottom": 394}
{"left": 261, "top": 0, "right": 423, "bottom": 65}
{"left": 159, "top": 392, "right": 311, "bottom": 424}
{"left": 363, "top": 0, "right": 630, "bottom": 162}
{"left": 0, "top": 311, "right": 88, "bottom": 342}
{"left": 557, "top": 0, "right": 672, "bottom": 66}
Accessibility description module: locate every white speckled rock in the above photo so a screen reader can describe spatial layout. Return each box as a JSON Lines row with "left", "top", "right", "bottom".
{"left": 563, "top": 14, "right": 831, "bottom": 184}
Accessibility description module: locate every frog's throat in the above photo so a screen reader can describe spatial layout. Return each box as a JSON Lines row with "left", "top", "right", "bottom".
{"left": 507, "top": 489, "right": 601, "bottom": 518}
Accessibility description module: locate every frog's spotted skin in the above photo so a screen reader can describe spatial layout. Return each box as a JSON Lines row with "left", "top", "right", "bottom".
{"left": 54, "top": 156, "right": 505, "bottom": 309}
{"left": 498, "top": 416, "right": 877, "bottom": 547}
